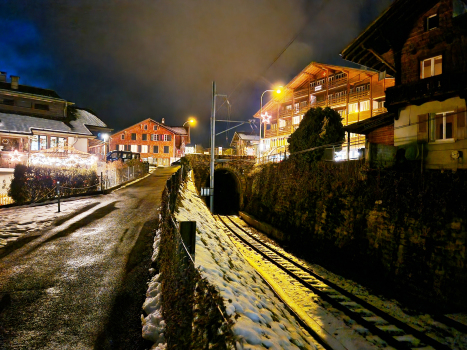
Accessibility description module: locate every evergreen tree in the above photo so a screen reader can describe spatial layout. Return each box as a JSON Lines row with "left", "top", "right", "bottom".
{"left": 288, "top": 107, "right": 345, "bottom": 163}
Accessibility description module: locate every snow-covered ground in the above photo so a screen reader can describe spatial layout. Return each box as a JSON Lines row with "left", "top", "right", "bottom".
{"left": 0, "top": 197, "right": 99, "bottom": 250}
{"left": 143, "top": 174, "right": 320, "bottom": 349}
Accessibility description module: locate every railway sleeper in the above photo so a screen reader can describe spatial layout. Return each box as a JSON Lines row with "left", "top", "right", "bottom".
{"left": 375, "top": 324, "right": 405, "bottom": 335}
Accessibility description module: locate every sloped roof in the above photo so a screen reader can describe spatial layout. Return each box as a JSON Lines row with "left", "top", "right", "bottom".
{"left": 340, "top": 0, "right": 440, "bottom": 71}
{"left": 343, "top": 112, "right": 395, "bottom": 135}
{"left": 237, "top": 133, "right": 259, "bottom": 141}
{"left": 111, "top": 118, "right": 188, "bottom": 136}
{"left": 0, "top": 81, "right": 63, "bottom": 99}
{"left": 73, "top": 108, "right": 108, "bottom": 128}
{"left": 0, "top": 111, "right": 98, "bottom": 136}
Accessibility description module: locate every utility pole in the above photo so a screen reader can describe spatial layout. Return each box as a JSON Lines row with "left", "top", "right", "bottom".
{"left": 209, "top": 81, "right": 230, "bottom": 214}
{"left": 210, "top": 82, "right": 216, "bottom": 213}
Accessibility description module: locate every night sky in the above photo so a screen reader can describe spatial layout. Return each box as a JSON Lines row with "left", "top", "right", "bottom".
{"left": 1, "top": 0, "right": 393, "bottom": 148}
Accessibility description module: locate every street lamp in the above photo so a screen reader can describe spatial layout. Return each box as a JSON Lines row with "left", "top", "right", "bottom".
{"left": 101, "top": 133, "right": 109, "bottom": 159}
{"left": 259, "top": 87, "right": 283, "bottom": 162}
{"left": 183, "top": 117, "right": 196, "bottom": 127}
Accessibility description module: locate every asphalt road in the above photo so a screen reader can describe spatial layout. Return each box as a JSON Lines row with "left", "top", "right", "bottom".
{"left": 0, "top": 166, "right": 178, "bottom": 350}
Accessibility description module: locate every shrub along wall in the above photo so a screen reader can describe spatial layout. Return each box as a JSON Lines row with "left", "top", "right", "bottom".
{"left": 8, "top": 164, "right": 99, "bottom": 204}
{"left": 243, "top": 158, "right": 467, "bottom": 311}
{"left": 154, "top": 164, "right": 235, "bottom": 349}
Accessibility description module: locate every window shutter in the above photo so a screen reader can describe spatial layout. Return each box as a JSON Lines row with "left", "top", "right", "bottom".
{"left": 418, "top": 114, "right": 428, "bottom": 141}
{"left": 457, "top": 107, "right": 466, "bottom": 140}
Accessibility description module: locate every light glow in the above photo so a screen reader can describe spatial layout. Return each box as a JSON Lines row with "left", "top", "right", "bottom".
{"left": 29, "top": 153, "right": 97, "bottom": 168}
{"left": 9, "top": 150, "right": 23, "bottom": 162}
{"left": 261, "top": 112, "right": 271, "bottom": 124}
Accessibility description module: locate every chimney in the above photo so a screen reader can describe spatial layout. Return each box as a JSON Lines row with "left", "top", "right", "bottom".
{"left": 0, "top": 72, "right": 6, "bottom": 83}
{"left": 11, "top": 76, "right": 19, "bottom": 89}
{"left": 161, "top": 118, "right": 165, "bottom": 124}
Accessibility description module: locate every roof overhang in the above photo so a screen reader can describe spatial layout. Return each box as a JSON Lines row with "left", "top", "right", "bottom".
{"left": 343, "top": 112, "right": 395, "bottom": 135}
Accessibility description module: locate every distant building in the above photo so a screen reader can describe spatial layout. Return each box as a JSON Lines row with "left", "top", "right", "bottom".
{"left": 109, "top": 118, "right": 190, "bottom": 166}
{"left": 230, "top": 132, "right": 259, "bottom": 156}
{"left": 0, "top": 71, "right": 110, "bottom": 168}
{"left": 341, "top": 0, "right": 467, "bottom": 170}
{"left": 254, "top": 62, "right": 394, "bottom": 161}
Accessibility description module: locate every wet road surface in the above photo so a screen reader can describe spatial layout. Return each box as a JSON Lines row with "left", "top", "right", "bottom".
{"left": 0, "top": 167, "right": 178, "bottom": 349}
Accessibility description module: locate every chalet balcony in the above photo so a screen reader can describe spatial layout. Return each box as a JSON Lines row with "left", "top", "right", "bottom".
{"left": 385, "top": 71, "right": 467, "bottom": 109}
{"left": 328, "top": 77, "right": 348, "bottom": 89}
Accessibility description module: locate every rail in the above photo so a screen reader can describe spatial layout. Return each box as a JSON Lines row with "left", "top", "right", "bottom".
{"left": 218, "top": 214, "right": 453, "bottom": 350}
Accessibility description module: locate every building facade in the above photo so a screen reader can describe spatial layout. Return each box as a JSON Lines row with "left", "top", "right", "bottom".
{"left": 0, "top": 72, "right": 110, "bottom": 169}
{"left": 254, "top": 63, "right": 394, "bottom": 160}
{"left": 230, "top": 132, "right": 259, "bottom": 156}
{"left": 109, "top": 118, "right": 190, "bottom": 166}
{"left": 341, "top": 0, "right": 467, "bottom": 170}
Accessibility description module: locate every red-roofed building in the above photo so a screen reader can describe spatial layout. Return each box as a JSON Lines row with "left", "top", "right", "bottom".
{"left": 108, "top": 118, "right": 190, "bottom": 166}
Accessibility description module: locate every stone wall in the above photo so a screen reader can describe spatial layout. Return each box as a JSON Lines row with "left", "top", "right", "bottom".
{"left": 242, "top": 158, "right": 467, "bottom": 310}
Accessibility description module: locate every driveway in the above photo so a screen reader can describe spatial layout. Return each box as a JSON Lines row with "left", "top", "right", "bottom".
{"left": 0, "top": 166, "right": 178, "bottom": 349}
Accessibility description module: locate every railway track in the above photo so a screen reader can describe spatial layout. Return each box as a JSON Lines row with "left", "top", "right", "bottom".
{"left": 217, "top": 214, "right": 458, "bottom": 350}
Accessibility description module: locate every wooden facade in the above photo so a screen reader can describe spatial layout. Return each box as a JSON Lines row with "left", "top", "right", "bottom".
{"left": 109, "top": 118, "right": 190, "bottom": 166}
{"left": 254, "top": 63, "right": 394, "bottom": 158}
{"left": 341, "top": 0, "right": 467, "bottom": 170}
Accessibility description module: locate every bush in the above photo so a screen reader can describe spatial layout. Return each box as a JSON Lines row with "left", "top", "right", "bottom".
{"left": 288, "top": 107, "right": 345, "bottom": 163}
{"left": 8, "top": 164, "right": 99, "bottom": 204}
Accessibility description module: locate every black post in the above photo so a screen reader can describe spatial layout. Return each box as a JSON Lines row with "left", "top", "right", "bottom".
{"left": 180, "top": 221, "right": 196, "bottom": 261}
{"left": 57, "top": 181, "right": 61, "bottom": 213}
{"left": 100, "top": 172, "right": 103, "bottom": 192}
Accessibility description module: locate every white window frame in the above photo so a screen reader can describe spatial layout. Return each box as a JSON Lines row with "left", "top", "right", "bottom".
{"left": 141, "top": 145, "right": 148, "bottom": 153}
{"left": 278, "top": 119, "right": 286, "bottom": 128}
{"left": 292, "top": 115, "right": 300, "bottom": 125}
{"left": 131, "top": 145, "right": 137, "bottom": 152}
{"left": 430, "top": 111, "right": 455, "bottom": 142}
{"left": 421, "top": 56, "right": 442, "bottom": 79}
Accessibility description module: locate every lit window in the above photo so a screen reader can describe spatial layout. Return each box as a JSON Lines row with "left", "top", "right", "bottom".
{"left": 131, "top": 145, "right": 137, "bottom": 152}
{"left": 420, "top": 56, "right": 442, "bottom": 79}
{"left": 50, "top": 137, "right": 57, "bottom": 148}
{"left": 285, "top": 105, "right": 292, "bottom": 111}
{"left": 141, "top": 145, "right": 148, "bottom": 153}
{"left": 360, "top": 100, "right": 370, "bottom": 112}
{"left": 278, "top": 119, "right": 286, "bottom": 128}
{"left": 292, "top": 116, "right": 300, "bottom": 125}
{"left": 429, "top": 111, "right": 455, "bottom": 141}
{"left": 348, "top": 103, "right": 359, "bottom": 114}
{"left": 39, "top": 135, "right": 47, "bottom": 150}
{"left": 426, "top": 14, "right": 439, "bottom": 30}
{"left": 30, "top": 135, "right": 39, "bottom": 151}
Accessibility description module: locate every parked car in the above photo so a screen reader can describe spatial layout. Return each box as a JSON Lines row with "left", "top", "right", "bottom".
{"left": 106, "top": 151, "right": 141, "bottom": 162}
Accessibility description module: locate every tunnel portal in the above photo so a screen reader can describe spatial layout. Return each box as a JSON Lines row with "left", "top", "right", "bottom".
{"left": 204, "top": 169, "right": 240, "bottom": 215}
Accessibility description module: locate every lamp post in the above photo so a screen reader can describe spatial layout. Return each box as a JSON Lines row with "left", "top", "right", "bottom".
{"left": 101, "top": 133, "right": 109, "bottom": 160}
{"left": 259, "top": 87, "right": 282, "bottom": 163}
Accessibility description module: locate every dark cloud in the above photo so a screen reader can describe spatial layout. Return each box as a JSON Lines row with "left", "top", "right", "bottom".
{"left": 0, "top": 0, "right": 393, "bottom": 147}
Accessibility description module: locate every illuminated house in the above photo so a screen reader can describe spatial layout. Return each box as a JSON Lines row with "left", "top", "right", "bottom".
{"left": 109, "top": 118, "right": 190, "bottom": 166}
{"left": 341, "top": 0, "right": 467, "bottom": 170}
{"left": 0, "top": 72, "right": 110, "bottom": 169}
{"left": 254, "top": 62, "right": 394, "bottom": 160}
{"left": 230, "top": 132, "right": 260, "bottom": 156}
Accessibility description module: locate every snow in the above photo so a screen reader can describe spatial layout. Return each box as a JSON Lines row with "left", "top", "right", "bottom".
{"left": 172, "top": 172, "right": 318, "bottom": 349}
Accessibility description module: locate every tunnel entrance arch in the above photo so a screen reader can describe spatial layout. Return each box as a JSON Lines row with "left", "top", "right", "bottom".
{"left": 204, "top": 168, "right": 241, "bottom": 215}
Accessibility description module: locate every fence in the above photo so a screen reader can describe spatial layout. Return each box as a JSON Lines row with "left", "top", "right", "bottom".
{"left": 156, "top": 164, "right": 235, "bottom": 348}
{"left": 99, "top": 162, "right": 149, "bottom": 190}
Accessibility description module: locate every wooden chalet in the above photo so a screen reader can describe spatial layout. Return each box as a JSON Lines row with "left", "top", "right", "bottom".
{"left": 341, "top": 0, "right": 467, "bottom": 170}
{"left": 254, "top": 62, "right": 394, "bottom": 160}
{"left": 109, "top": 118, "right": 190, "bottom": 166}
{"left": 230, "top": 132, "right": 259, "bottom": 156}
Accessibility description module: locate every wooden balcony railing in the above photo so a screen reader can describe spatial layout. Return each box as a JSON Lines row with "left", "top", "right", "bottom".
{"left": 328, "top": 77, "right": 348, "bottom": 89}
{"left": 349, "top": 90, "right": 370, "bottom": 102}
{"left": 385, "top": 71, "right": 467, "bottom": 108}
